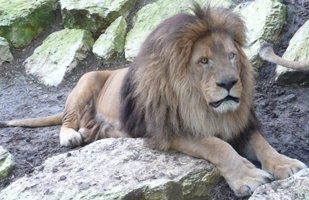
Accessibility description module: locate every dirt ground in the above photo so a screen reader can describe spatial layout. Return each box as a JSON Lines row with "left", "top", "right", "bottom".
{"left": 1, "top": 0, "right": 309, "bottom": 199}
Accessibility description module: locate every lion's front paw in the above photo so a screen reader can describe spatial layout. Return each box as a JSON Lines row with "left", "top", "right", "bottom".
{"left": 225, "top": 161, "right": 273, "bottom": 197}
{"left": 60, "top": 127, "right": 83, "bottom": 147}
{"left": 262, "top": 154, "right": 307, "bottom": 180}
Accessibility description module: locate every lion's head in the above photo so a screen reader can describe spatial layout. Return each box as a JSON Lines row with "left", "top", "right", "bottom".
{"left": 120, "top": 4, "right": 255, "bottom": 150}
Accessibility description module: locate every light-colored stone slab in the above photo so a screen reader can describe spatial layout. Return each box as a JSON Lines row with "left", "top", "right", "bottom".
{"left": 93, "top": 16, "right": 127, "bottom": 62}
{"left": 0, "top": 37, "right": 13, "bottom": 66}
{"left": 250, "top": 168, "right": 309, "bottom": 200}
{"left": 0, "top": 138, "right": 222, "bottom": 199}
{"left": 0, "top": 146, "right": 16, "bottom": 182}
{"left": 60, "top": 0, "right": 136, "bottom": 36}
{"left": 24, "top": 29, "right": 94, "bottom": 86}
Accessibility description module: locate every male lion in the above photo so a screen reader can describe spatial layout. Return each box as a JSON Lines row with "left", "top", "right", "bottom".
{"left": 1, "top": 4, "right": 307, "bottom": 197}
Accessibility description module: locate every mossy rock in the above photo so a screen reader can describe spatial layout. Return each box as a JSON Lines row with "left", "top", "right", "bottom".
{"left": 93, "top": 16, "right": 127, "bottom": 62}
{"left": 0, "top": 0, "right": 58, "bottom": 48}
{"left": 0, "top": 146, "right": 16, "bottom": 182}
{"left": 60, "top": 0, "right": 136, "bottom": 37}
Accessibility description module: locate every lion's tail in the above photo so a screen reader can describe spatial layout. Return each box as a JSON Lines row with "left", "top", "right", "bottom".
{"left": 259, "top": 43, "right": 309, "bottom": 71}
{"left": 0, "top": 113, "right": 63, "bottom": 128}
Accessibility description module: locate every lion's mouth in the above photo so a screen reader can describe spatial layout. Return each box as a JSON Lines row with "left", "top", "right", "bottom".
{"left": 210, "top": 96, "right": 239, "bottom": 108}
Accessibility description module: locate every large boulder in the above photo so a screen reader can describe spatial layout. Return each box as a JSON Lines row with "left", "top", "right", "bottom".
{"left": 250, "top": 169, "right": 309, "bottom": 200}
{"left": 275, "top": 18, "right": 309, "bottom": 86}
{"left": 0, "top": 138, "right": 222, "bottom": 199}
{"left": 24, "top": 29, "right": 94, "bottom": 86}
{"left": 0, "top": 146, "right": 16, "bottom": 182}
{"left": 93, "top": 16, "right": 127, "bottom": 62}
{"left": 124, "top": 0, "right": 235, "bottom": 61}
{"left": 207, "top": 0, "right": 235, "bottom": 8}
{"left": 235, "top": 0, "right": 286, "bottom": 74}
{"left": 0, "top": 37, "right": 13, "bottom": 66}
{"left": 0, "top": 0, "right": 58, "bottom": 48}
{"left": 60, "top": 0, "right": 136, "bottom": 37}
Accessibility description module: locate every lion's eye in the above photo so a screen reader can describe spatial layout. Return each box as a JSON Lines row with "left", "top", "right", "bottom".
{"left": 200, "top": 58, "right": 208, "bottom": 65}
{"left": 228, "top": 53, "right": 235, "bottom": 60}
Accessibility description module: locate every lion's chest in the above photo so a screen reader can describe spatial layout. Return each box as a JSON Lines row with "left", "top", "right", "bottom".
{"left": 182, "top": 110, "right": 248, "bottom": 141}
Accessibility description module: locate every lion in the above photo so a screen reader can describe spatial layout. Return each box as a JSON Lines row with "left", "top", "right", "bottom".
{"left": 259, "top": 43, "right": 309, "bottom": 71}
{"left": 0, "top": 4, "right": 307, "bottom": 197}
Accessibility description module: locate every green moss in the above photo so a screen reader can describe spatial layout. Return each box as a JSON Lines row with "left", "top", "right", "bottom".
{"left": 0, "top": 0, "right": 57, "bottom": 48}
{"left": 0, "top": 149, "right": 16, "bottom": 182}
{"left": 93, "top": 16, "right": 127, "bottom": 61}
{"left": 29, "top": 29, "right": 93, "bottom": 63}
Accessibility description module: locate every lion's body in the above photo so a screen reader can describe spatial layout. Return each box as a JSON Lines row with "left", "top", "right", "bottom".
{"left": 0, "top": 4, "right": 306, "bottom": 197}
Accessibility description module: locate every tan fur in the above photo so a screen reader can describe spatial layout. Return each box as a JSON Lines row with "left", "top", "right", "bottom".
{"left": 259, "top": 43, "right": 309, "bottom": 71}
{"left": 1, "top": 5, "right": 307, "bottom": 197}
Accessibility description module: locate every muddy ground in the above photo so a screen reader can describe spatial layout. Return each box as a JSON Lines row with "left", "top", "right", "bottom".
{"left": 1, "top": 0, "right": 309, "bottom": 199}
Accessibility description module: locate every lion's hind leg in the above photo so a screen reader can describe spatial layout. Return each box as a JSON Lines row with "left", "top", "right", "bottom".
{"left": 78, "top": 91, "right": 128, "bottom": 144}
{"left": 60, "top": 71, "right": 114, "bottom": 147}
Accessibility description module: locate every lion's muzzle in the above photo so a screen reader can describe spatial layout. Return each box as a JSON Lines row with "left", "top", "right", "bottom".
{"left": 210, "top": 95, "right": 239, "bottom": 108}
{"left": 216, "top": 78, "right": 238, "bottom": 92}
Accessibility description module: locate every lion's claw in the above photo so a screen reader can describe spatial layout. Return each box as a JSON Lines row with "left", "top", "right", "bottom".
{"left": 245, "top": 185, "right": 253, "bottom": 195}
{"left": 264, "top": 176, "right": 273, "bottom": 183}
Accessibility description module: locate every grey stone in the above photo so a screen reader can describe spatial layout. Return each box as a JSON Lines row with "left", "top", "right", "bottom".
{"left": 0, "top": 146, "right": 16, "bottom": 182}
{"left": 0, "top": 37, "right": 13, "bottom": 66}
{"left": 60, "top": 0, "right": 137, "bottom": 37}
{"left": 0, "top": 138, "right": 222, "bottom": 200}
{"left": 0, "top": 0, "right": 58, "bottom": 48}
{"left": 24, "top": 29, "right": 94, "bottom": 86}
{"left": 93, "top": 16, "right": 127, "bottom": 62}
{"left": 250, "top": 168, "right": 309, "bottom": 200}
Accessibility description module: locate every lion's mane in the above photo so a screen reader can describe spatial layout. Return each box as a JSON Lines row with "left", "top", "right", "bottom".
{"left": 120, "top": 4, "right": 256, "bottom": 150}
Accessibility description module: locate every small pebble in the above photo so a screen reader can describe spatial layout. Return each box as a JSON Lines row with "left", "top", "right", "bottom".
{"left": 59, "top": 175, "right": 66, "bottom": 181}
{"left": 52, "top": 167, "right": 58, "bottom": 173}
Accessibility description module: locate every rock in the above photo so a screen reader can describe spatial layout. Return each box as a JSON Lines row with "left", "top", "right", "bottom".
{"left": 93, "top": 16, "right": 127, "bottom": 62}
{"left": 24, "top": 29, "right": 94, "bottom": 86}
{"left": 232, "top": 0, "right": 246, "bottom": 4}
{"left": 0, "top": 146, "right": 16, "bottom": 182}
{"left": 275, "top": 18, "right": 309, "bottom": 86}
{"left": 284, "top": 94, "right": 297, "bottom": 103}
{"left": 0, "top": 0, "right": 58, "bottom": 48}
{"left": 0, "top": 138, "right": 222, "bottom": 199}
{"left": 207, "top": 0, "right": 235, "bottom": 9}
{"left": 0, "top": 37, "right": 13, "bottom": 66}
{"left": 250, "top": 168, "right": 309, "bottom": 200}
{"left": 60, "top": 0, "right": 137, "bottom": 37}
{"left": 235, "top": 0, "right": 286, "bottom": 74}
{"left": 124, "top": 0, "right": 235, "bottom": 61}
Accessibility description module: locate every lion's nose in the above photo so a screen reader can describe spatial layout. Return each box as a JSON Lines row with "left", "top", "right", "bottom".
{"left": 216, "top": 79, "right": 238, "bottom": 91}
